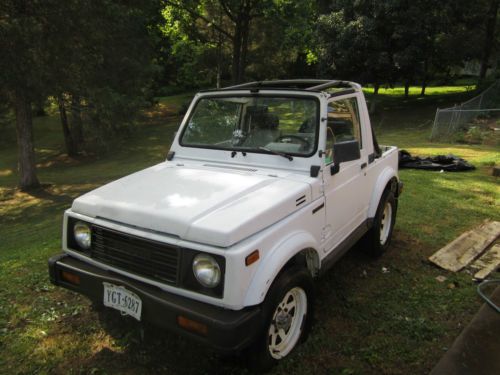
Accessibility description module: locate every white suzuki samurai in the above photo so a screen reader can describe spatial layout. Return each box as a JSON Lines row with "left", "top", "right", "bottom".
{"left": 49, "top": 80, "right": 402, "bottom": 369}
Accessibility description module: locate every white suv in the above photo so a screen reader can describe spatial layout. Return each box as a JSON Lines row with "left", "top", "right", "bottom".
{"left": 49, "top": 80, "right": 402, "bottom": 370}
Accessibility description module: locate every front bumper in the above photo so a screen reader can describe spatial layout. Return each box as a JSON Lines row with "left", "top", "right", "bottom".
{"left": 48, "top": 253, "right": 262, "bottom": 353}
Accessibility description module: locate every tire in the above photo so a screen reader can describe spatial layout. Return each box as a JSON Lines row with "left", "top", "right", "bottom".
{"left": 246, "top": 267, "right": 314, "bottom": 372}
{"left": 365, "top": 189, "right": 397, "bottom": 257}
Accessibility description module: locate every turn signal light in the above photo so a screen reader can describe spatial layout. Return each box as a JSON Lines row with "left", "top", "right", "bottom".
{"left": 60, "top": 271, "right": 80, "bottom": 285}
{"left": 245, "top": 250, "right": 260, "bottom": 266}
{"left": 177, "top": 315, "right": 208, "bottom": 336}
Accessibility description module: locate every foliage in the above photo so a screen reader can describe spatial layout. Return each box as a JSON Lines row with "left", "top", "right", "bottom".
{"left": 317, "top": 2, "right": 396, "bottom": 87}
{"left": 0, "top": 0, "right": 164, "bottom": 188}
{"left": 246, "top": 0, "right": 317, "bottom": 79}
{"left": 1, "top": 0, "right": 498, "bottom": 187}
{"left": 315, "top": 0, "right": 498, "bottom": 94}
{"left": 160, "top": 0, "right": 317, "bottom": 87}
{"left": 454, "top": 116, "right": 500, "bottom": 146}
{"left": 160, "top": 6, "right": 219, "bottom": 88}
{"left": 52, "top": 0, "right": 161, "bottom": 150}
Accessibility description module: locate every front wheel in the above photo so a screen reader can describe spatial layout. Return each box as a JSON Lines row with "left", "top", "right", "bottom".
{"left": 247, "top": 267, "right": 314, "bottom": 372}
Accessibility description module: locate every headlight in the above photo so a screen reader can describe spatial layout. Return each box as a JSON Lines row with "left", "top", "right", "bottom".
{"left": 192, "top": 254, "right": 221, "bottom": 288}
{"left": 73, "top": 221, "right": 91, "bottom": 250}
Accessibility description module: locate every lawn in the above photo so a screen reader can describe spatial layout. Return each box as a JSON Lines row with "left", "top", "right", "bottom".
{"left": 0, "top": 87, "right": 499, "bottom": 374}
{"left": 363, "top": 84, "right": 477, "bottom": 97}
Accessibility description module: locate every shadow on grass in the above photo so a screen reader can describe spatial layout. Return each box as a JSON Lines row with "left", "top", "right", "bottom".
{"left": 70, "top": 307, "right": 250, "bottom": 375}
{"left": 25, "top": 184, "right": 75, "bottom": 204}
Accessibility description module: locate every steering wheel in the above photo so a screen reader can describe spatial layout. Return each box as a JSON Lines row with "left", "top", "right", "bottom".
{"left": 275, "top": 135, "right": 310, "bottom": 149}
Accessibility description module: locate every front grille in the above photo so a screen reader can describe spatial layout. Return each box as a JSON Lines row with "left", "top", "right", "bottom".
{"left": 90, "top": 225, "right": 179, "bottom": 285}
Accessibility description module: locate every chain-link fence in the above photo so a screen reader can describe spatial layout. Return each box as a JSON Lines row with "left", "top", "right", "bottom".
{"left": 430, "top": 81, "right": 500, "bottom": 143}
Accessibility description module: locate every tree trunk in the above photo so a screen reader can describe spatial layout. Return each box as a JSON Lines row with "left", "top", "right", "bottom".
{"left": 421, "top": 59, "right": 428, "bottom": 96}
{"left": 370, "top": 83, "right": 380, "bottom": 114}
{"left": 238, "top": 15, "right": 250, "bottom": 83}
{"left": 231, "top": 17, "right": 243, "bottom": 84}
{"left": 14, "top": 90, "right": 40, "bottom": 190}
{"left": 58, "top": 96, "right": 77, "bottom": 157}
{"left": 34, "top": 98, "right": 46, "bottom": 117}
{"left": 479, "top": 0, "right": 499, "bottom": 80}
{"left": 420, "top": 81, "right": 427, "bottom": 96}
{"left": 404, "top": 80, "right": 410, "bottom": 98}
{"left": 216, "top": 32, "right": 222, "bottom": 88}
{"left": 216, "top": 4, "right": 223, "bottom": 88}
{"left": 70, "top": 94, "right": 84, "bottom": 147}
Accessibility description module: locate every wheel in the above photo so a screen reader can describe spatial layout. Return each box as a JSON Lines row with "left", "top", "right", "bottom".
{"left": 364, "top": 189, "right": 397, "bottom": 257}
{"left": 246, "top": 267, "right": 314, "bottom": 372}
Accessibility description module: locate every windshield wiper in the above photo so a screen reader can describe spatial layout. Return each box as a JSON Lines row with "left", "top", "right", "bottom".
{"left": 258, "top": 147, "right": 293, "bottom": 161}
{"left": 231, "top": 150, "right": 247, "bottom": 158}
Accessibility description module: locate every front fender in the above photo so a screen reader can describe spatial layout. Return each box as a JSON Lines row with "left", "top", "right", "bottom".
{"left": 368, "top": 166, "right": 398, "bottom": 218}
{"left": 243, "top": 231, "right": 319, "bottom": 306}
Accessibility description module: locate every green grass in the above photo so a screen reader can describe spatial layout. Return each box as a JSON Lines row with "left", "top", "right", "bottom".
{"left": 363, "top": 84, "right": 476, "bottom": 96}
{"left": 0, "top": 88, "right": 499, "bottom": 374}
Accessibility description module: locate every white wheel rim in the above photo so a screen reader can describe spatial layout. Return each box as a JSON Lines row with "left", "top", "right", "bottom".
{"left": 380, "top": 201, "right": 393, "bottom": 245}
{"left": 267, "top": 287, "right": 307, "bottom": 359}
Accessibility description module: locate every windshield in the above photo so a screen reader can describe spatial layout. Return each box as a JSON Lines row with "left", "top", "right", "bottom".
{"left": 180, "top": 96, "right": 319, "bottom": 156}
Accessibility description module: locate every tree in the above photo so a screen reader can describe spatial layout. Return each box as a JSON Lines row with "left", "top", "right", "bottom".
{"left": 48, "top": 0, "right": 161, "bottom": 154}
{"left": 163, "top": 0, "right": 310, "bottom": 84}
{"left": 479, "top": 0, "right": 499, "bottom": 80}
{"left": 316, "top": 1, "right": 396, "bottom": 89}
{"left": 316, "top": 0, "right": 489, "bottom": 96}
{"left": 0, "top": 0, "right": 162, "bottom": 189}
{"left": 247, "top": 0, "right": 317, "bottom": 80}
{"left": 163, "top": 0, "right": 259, "bottom": 84}
{"left": 0, "top": 0, "right": 46, "bottom": 190}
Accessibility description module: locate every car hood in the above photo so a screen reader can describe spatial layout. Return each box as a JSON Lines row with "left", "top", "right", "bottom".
{"left": 71, "top": 162, "right": 312, "bottom": 247}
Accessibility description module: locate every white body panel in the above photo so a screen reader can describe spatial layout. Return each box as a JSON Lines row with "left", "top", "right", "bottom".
{"left": 71, "top": 162, "right": 312, "bottom": 247}
{"left": 63, "top": 85, "right": 400, "bottom": 310}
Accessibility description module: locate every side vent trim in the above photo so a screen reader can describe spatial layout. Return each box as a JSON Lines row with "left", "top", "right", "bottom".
{"left": 296, "top": 195, "right": 306, "bottom": 206}
{"left": 312, "top": 203, "right": 324, "bottom": 214}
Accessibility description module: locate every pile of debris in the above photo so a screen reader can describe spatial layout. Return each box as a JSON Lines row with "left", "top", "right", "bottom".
{"left": 429, "top": 220, "right": 500, "bottom": 280}
{"left": 399, "top": 150, "right": 475, "bottom": 172}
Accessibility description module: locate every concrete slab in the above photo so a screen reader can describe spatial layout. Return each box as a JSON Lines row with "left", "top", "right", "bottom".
{"left": 430, "top": 286, "right": 500, "bottom": 375}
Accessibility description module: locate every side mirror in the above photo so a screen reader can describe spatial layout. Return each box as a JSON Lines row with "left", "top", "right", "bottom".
{"left": 330, "top": 164, "right": 340, "bottom": 175}
{"left": 330, "top": 140, "right": 360, "bottom": 175}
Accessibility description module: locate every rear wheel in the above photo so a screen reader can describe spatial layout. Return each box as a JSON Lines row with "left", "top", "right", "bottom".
{"left": 247, "top": 267, "right": 314, "bottom": 372}
{"left": 365, "top": 189, "right": 397, "bottom": 257}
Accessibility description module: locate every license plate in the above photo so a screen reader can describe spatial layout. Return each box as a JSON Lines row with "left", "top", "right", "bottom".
{"left": 103, "top": 282, "right": 142, "bottom": 321}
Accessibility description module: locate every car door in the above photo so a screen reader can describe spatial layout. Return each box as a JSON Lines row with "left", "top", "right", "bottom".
{"left": 322, "top": 94, "right": 371, "bottom": 254}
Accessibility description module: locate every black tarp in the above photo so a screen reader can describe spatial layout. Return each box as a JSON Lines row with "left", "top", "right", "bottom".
{"left": 399, "top": 150, "right": 476, "bottom": 171}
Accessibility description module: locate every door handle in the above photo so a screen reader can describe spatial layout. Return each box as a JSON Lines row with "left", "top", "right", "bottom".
{"left": 360, "top": 162, "right": 367, "bottom": 170}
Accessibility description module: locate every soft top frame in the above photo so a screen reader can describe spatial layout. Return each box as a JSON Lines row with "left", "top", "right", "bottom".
{"left": 199, "top": 79, "right": 362, "bottom": 95}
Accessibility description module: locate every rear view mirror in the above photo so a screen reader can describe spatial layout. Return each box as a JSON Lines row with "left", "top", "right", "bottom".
{"left": 330, "top": 140, "right": 360, "bottom": 175}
